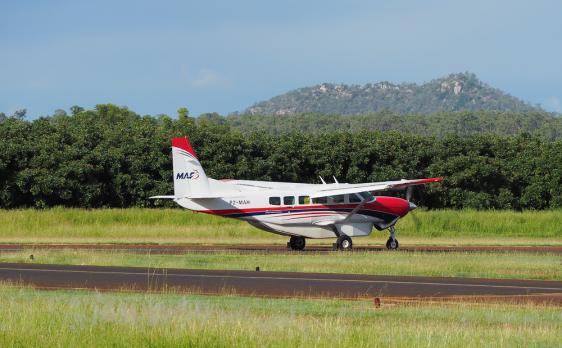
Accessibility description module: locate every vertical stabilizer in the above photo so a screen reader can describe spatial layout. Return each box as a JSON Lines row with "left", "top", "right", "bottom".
{"left": 171, "top": 137, "right": 211, "bottom": 197}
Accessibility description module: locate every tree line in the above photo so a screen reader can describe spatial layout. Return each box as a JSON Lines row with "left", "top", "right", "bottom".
{"left": 204, "top": 111, "right": 562, "bottom": 140}
{"left": 1, "top": 104, "right": 560, "bottom": 210}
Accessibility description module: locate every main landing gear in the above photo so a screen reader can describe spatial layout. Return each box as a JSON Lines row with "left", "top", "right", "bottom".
{"left": 336, "top": 235, "right": 353, "bottom": 251}
{"left": 386, "top": 226, "right": 399, "bottom": 250}
{"left": 288, "top": 236, "right": 306, "bottom": 251}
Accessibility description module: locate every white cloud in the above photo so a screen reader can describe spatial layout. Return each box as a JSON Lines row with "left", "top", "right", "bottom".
{"left": 190, "top": 69, "right": 231, "bottom": 89}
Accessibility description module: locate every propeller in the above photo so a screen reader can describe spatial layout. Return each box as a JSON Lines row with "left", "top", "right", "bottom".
{"left": 406, "top": 186, "right": 414, "bottom": 204}
{"left": 405, "top": 186, "right": 421, "bottom": 230}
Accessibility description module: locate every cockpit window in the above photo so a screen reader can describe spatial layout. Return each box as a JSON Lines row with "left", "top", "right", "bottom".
{"left": 299, "top": 196, "right": 310, "bottom": 204}
{"left": 348, "top": 193, "right": 362, "bottom": 203}
{"left": 331, "top": 195, "right": 345, "bottom": 204}
{"left": 359, "top": 191, "right": 375, "bottom": 202}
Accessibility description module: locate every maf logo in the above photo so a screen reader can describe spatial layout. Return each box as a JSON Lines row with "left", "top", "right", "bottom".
{"left": 176, "top": 170, "right": 200, "bottom": 180}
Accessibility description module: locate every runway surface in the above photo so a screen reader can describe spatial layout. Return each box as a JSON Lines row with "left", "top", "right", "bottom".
{"left": 0, "top": 263, "right": 561, "bottom": 304}
{"left": 1, "top": 243, "right": 560, "bottom": 254}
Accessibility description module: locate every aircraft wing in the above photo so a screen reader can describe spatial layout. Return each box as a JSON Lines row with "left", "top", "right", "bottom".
{"left": 308, "top": 178, "right": 443, "bottom": 198}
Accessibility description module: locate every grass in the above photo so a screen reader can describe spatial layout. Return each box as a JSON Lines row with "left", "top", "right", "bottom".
{"left": 0, "top": 208, "right": 560, "bottom": 245}
{"left": 1, "top": 208, "right": 560, "bottom": 346}
{"left": 0, "top": 286, "right": 560, "bottom": 347}
{"left": 2, "top": 249, "right": 561, "bottom": 280}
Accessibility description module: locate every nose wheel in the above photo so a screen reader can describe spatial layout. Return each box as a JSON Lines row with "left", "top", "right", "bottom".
{"left": 288, "top": 236, "right": 306, "bottom": 251}
{"left": 386, "top": 226, "right": 399, "bottom": 250}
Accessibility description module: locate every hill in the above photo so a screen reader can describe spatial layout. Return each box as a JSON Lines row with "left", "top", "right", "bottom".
{"left": 243, "top": 72, "right": 543, "bottom": 115}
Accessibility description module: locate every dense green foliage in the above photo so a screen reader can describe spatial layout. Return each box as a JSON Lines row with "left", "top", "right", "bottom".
{"left": 210, "top": 111, "right": 562, "bottom": 139}
{"left": 1, "top": 104, "right": 561, "bottom": 209}
{"left": 244, "top": 72, "right": 543, "bottom": 115}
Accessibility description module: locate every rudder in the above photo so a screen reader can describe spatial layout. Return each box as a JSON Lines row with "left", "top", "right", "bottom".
{"left": 171, "top": 137, "right": 211, "bottom": 198}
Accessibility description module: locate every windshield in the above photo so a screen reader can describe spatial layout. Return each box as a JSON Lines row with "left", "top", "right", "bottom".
{"left": 358, "top": 191, "right": 375, "bottom": 202}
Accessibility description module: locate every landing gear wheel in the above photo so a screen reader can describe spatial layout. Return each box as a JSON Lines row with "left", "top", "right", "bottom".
{"left": 289, "top": 236, "right": 306, "bottom": 251}
{"left": 386, "top": 237, "right": 399, "bottom": 250}
{"left": 336, "top": 235, "right": 353, "bottom": 251}
{"left": 386, "top": 225, "right": 399, "bottom": 250}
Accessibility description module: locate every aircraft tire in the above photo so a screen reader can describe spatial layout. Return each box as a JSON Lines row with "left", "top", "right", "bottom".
{"left": 336, "top": 235, "right": 353, "bottom": 251}
{"left": 289, "top": 236, "right": 306, "bottom": 251}
{"left": 386, "top": 237, "right": 399, "bottom": 250}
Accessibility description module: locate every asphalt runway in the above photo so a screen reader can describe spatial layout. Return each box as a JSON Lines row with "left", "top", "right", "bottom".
{"left": 0, "top": 263, "right": 561, "bottom": 305}
{"left": 1, "top": 243, "right": 560, "bottom": 255}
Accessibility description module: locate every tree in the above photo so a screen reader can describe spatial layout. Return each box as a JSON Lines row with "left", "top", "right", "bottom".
{"left": 11, "top": 109, "right": 26, "bottom": 120}
{"left": 177, "top": 107, "right": 189, "bottom": 119}
{"left": 53, "top": 109, "right": 67, "bottom": 117}
{"left": 70, "top": 106, "right": 84, "bottom": 116}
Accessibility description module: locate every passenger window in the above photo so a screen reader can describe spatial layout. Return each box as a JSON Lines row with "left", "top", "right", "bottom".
{"left": 269, "top": 197, "right": 281, "bottom": 205}
{"left": 299, "top": 196, "right": 310, "bottom": 205}
{"left": 284, "top": 196, "right": 295, "bottom": 205}
{"left": 332, "top": 195, "right": 345, "bottom": 204}
{"left": 312, "top": 196, "right": 327, "bottom": 204}
{"left": 349, "top": 193, "right": 362, "bottom": 203}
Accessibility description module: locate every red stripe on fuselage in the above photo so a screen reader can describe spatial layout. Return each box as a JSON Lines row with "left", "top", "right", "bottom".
{"left": 200, "top": 196, "right": 411, "bottom": 218}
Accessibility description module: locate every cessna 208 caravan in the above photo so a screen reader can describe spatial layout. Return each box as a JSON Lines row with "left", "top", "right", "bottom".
{"left": 151, "top": 137, "right": 443, "bottom": 250}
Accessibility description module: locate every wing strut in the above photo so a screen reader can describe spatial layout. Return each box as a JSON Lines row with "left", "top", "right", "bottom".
{"left": 342, "top": 197, "right": 372, "bottom": 222}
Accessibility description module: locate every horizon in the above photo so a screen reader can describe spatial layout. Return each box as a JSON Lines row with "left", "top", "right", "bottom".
{"left": 1, "top": 1, "right": 562, "bottom": 118}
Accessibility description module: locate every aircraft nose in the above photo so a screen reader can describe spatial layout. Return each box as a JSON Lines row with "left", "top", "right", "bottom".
{"left": 408, "top": 202, "right": 417, "bottom": 211}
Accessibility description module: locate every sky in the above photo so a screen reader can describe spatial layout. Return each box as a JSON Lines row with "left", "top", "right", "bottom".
{"left": 1, "top": 0, "right": 562, "bottom": 118}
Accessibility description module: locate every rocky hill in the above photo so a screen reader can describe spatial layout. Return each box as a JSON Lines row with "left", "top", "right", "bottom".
{"left": 243, "top": 72, "right": 542, "bottom": 115}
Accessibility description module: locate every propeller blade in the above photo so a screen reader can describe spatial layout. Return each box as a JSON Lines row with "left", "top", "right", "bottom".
{"left": 410, "top": 210, "right": 421, "bottom": 230}
{"left": 406, "top": 186, "right": 413, "bottom": 202}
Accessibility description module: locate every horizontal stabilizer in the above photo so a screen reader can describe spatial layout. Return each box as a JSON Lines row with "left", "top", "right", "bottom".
{"left": 148, "top": 195, "right": 177, "bottom": 199}
{"left": 149, "top": 191, "right": 246, "bottom": 199}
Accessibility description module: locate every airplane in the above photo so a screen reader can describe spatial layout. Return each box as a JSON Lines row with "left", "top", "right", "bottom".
{"left": 150, "top": 137, "right": 443, "bottom": 251}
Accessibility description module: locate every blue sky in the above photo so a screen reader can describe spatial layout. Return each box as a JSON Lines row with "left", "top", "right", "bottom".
{"left": 1, "top": 0, "right": 561, "bottom": 117}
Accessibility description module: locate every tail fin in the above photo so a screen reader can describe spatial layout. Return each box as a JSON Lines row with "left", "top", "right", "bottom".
{"left": 171, "top": 137, "right": 211, "bottom": 198}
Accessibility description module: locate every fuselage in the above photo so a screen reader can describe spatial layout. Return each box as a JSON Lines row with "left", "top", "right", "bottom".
{"left": 176, "top": 191, "right": 412, "bottom": 239}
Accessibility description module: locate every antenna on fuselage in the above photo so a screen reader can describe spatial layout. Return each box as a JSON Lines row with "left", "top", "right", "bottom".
{"left": 333, "top": 176, "right": 339, "bottom": 185}
{"left": 319, "top": 176, "right": 326, "bottom": 185}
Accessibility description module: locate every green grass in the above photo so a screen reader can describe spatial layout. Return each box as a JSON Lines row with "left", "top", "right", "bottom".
{"left": 0, "top": 208, "right": 560, "bottom": 245}
{"left": 0, "top": 286, "right": 560, "bottom": 347}
{"left": 2, "top": 249, "right": 560, "bottom": 280}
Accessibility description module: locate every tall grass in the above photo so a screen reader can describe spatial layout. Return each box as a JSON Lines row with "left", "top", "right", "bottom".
{"left": 0, "top": 208, "right": 560, "bottom": 243}
{"left": 0, "top": 286, "right": 560, "bottom": 347}
{"left": 400, "top": 209, "right": 562, "bottom": 237}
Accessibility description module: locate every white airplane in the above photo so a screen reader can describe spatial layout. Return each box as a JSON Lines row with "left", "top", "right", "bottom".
{"left": 151, "top": 137, "right": 443, "bottom": 250}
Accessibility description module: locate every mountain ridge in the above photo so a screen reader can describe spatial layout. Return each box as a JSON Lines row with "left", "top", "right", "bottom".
{"left": 243, "top": 72, "right": 543, "bottom": 115}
